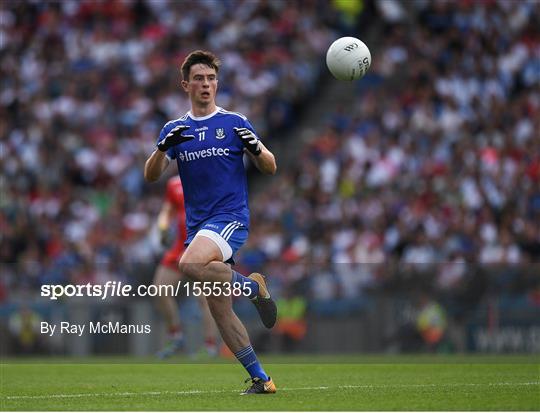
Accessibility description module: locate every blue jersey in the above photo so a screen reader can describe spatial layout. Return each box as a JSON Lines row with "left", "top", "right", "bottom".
{"left": 157, "top": 107, "right": 257, "bottom": 235}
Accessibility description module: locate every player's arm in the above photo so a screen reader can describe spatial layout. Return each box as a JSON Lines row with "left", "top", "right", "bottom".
{"left": 157, "top": 200, "right": 176, "bottom": 245}
{"left": 245, "top": 141, "right": 277, "bottom": 175}
{"left": 144, "top": 125, "right": 195, "bottom": 182}
{"left": 144, "top": 150, "right": 169, "bottom": 182}
{"left": 233, "top": 127, "right": 277, "bottom": 175}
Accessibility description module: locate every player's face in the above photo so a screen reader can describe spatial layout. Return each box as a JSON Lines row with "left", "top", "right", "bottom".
{"left": 182, "top": 64, "right": 218, "bottom": 106}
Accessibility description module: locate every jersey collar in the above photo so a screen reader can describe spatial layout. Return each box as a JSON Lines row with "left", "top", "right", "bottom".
{"left": 187, "top": 106, "right": 221, "bottom": 121}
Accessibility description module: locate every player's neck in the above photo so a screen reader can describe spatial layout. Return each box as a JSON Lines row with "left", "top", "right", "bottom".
{"left": 190, "top": 102, "right": 217, "bottom": 118}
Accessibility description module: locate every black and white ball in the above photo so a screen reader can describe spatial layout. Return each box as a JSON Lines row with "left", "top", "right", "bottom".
{"left": 326, "top": 36, "right": 371, "bottom": 81}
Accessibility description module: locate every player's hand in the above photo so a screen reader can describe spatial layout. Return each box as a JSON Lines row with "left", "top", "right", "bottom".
{"left": 158, "top": 222, "right": 171, "bottom": 247}
{"left": 159, "top": 229, "right": 171, "bottom": 247}
{"left": 157, "top": 125, "right": 195, "bottom": 152}
{"left": 233, "top": 127, "right": 262, "bottom": 156}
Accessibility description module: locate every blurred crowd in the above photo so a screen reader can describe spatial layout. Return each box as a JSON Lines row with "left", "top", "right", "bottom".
{"left": 1, "top": 0, "right": 539, "bottom": 309}
{"left": 0, "top": 0, "right": 339, "bottom": 294}
{"left": 241, "top": 0, "right": 540, "bottom": 302}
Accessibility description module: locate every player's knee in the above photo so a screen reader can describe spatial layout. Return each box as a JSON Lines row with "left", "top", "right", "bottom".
{"left": 178, "top": 262, "right": 197, "bottom": 281}
{"left": 178, "top": 249, "right": 214, "bottom": 282}
{"left": 178, "top": 262, "right": 204, "bottom": 282}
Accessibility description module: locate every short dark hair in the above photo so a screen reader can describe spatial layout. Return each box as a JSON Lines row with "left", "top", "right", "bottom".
{"left": 181, "top": 50, "right": 220, "bottom": 80}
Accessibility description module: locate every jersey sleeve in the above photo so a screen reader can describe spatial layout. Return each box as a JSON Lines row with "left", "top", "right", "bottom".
{"left": 242, "top": 118, "right": 261, "bottom": 140}
{"left": 156, "top": 123, "right": 177, "bottom": 160}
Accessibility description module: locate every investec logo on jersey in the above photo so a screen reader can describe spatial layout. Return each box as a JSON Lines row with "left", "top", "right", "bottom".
{"left": 178, "top": 147, "right": 230, "bottom": 162}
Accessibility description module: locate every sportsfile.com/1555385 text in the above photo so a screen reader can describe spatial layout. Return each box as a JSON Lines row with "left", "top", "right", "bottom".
{"left": 40, "top": 281, "right": 252, "bottom": 301}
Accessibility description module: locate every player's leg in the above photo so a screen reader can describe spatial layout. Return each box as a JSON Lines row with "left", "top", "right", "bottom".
{"left": 205, "top": 293, "right": 249, "bottom": 352}
{"left": 154, "top": 265, "right": 182, "bottom": 330}
{"left": 180, "top": 233, "right": 277, "bottom": 329}
{"left": 206, "top": 287, "right": 276, "bottom": 394}
{"left": 153, "top": 264, "right": 184, "bottom": 358}
{"left": 156, "top": 241, "right": 219, "bottom": 357}
{"left": 178, "top": 235, "right": 230, "bottom": 281}
{"left": 197, "top": 295, "right": 219, "bottom": 356}
{"left": 179, "top": 235, "right": 276, "bottom": 394}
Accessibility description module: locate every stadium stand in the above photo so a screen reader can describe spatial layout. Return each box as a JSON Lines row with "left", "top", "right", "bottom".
{"left": 1, "top": 0, "right": 539, "bottom": 354}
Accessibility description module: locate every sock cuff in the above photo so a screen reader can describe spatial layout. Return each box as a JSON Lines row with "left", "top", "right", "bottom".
{"left": 234, "top": 345, "right": 254, "bottom": 359}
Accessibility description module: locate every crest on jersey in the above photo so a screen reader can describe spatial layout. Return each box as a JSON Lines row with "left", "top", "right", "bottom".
{"left": 215, "top": 128, "right": 226, "bottom": 139}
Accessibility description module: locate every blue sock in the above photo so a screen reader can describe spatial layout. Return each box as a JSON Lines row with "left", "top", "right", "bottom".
{"left": 234, "top": 345, "right": 269, "bottom": 381}
{"left": 231, "top": 270, "right": 259, "bottom": 299}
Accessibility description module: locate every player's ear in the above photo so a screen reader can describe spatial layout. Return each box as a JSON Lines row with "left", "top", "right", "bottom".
{"left": 181, "top": 79, "right": 189, "bottom": 92}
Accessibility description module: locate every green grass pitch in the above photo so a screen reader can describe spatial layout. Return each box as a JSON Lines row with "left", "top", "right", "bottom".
{"left": 1, "top": 355, "right": 539, "bottom": 411}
